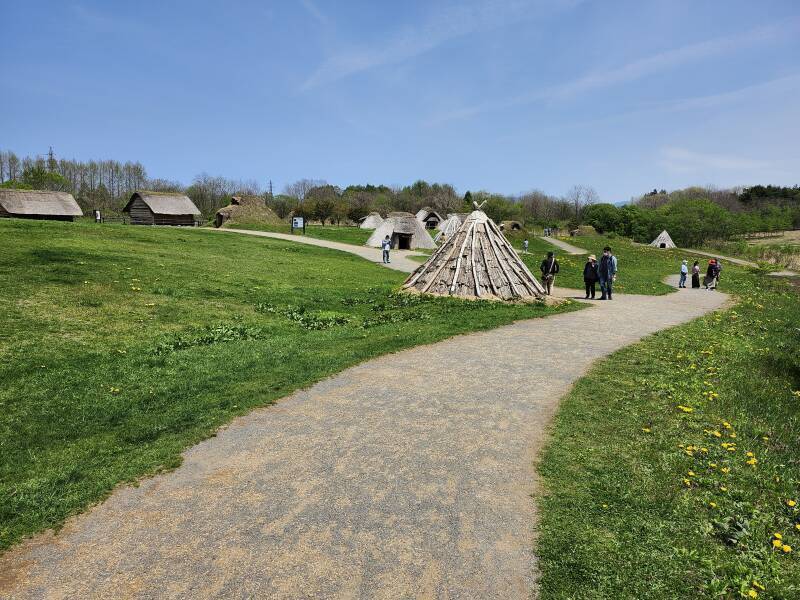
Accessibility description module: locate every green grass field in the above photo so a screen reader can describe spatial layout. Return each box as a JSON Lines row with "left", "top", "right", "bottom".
{"left": 536, "top": 263, "right": 800, "bottom": 598}
{"left": 227, "top": 222, "right": 373, "bottom": 245}
{"left": 0, "top": 219, "right": 579, "bottom": 551}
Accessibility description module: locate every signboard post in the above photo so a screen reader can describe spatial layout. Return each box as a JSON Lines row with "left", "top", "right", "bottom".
{"left": 291, "top": 216, "right": 305, "bottom": 234}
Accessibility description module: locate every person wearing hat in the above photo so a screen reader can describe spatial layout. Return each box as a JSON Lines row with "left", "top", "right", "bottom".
{"left": 704, "top": 259, "right": 717, "bottom": 290}
{"left": 540, "top": 250, "right": 560, "bottom": 295}
{"left": 679, "top": 259, "right": 689, "bottom": 288}
{"left": 583, "top": 254, "right": 599, "bottom": 299}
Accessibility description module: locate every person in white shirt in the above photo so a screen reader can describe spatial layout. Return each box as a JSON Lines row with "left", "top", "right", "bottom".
{"left": 381, "top": 235, "right": 392, "bottom": 264}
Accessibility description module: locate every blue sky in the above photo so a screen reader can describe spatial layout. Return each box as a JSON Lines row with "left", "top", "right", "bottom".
{"left": 2, "top": 0, "right": 799, "bottom": 201}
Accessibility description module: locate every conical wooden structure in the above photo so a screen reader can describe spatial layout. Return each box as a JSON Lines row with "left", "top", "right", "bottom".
{"left": 434, "top": 214, "right": 462, "bottom": 243}
{"left": 649, "top": 230, "right": 676, "bottom": 248}
{"left": 403, "top": 207, "right": 545, "bottom": 301}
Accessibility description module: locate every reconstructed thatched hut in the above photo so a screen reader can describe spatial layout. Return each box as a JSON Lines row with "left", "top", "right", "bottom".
{"left": 415, "top": 207, "right": 443, "bottom": 229}
{"left": 359, "top": 212, "right": 383, "bottom": 229}
{"left": 404, "top": 206, "right": 545, "bottom": 301}
{"left": 123, "top": 191, "right": 201, "bottom": 226}
{"left": 0, "top": 189, "right": 82, "bottom": 221}
{"left": 367, "top": 212, "right": 435, "bottom": 250}
{"left": 650, "top": 230, "right": 676, "bottom": 249}
{"left": 214, "top": 195, "right": 281, "bottom": 228}
{"left": 499, "top": 220, "right": 522, "bottom": 232}
{"left": 434, "top": 214, "right": 462, "bottom": 243}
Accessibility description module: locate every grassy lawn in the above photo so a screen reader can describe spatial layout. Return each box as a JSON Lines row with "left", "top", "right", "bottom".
{"left": 0, "top": 219, "right": 580, "bottom": 552}
{"left": 518, "top": 234, "right": 719, "bottom": 296}
{"left": 536, "top": 265, "right": 800, "bottom": 598}
{"left": 228, "top": 222, "right": 373, "bottom": 246}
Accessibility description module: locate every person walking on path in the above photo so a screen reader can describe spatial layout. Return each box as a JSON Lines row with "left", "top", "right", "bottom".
{"left": 598, "top": 246, "right": 618, "bottom": 300}
{"left": 540, "top": 251, "right": 560, "bottom": 295}
{"left": 583, "top": 254, "right": 599, "bottom": 299}
{"left": 691, "top": 261, "right": 701, "bottom": 288}
{"left": 679, "top": 260, "right": 689, "bottom": 288}
{"left": 704, "top": 259, "right": 717, "bottom": 290}
{"left": 522, "top": 239, "right": 529, "bottom": 254}
{"left": 715, "top": 259, "right": 723, "bottom": 290}
{"left": 381, "top": 235, "right": 392, "bottom": 264}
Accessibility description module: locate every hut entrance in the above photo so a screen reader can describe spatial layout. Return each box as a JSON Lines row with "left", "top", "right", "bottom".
{"left": 394, "top": 233, "right": 412, "bottom": 250}
{"left": 659, "top": 243, "right": 666, "bottom": 248}
{"left": 215, "top": 213, "right": 224, "bottom": 228}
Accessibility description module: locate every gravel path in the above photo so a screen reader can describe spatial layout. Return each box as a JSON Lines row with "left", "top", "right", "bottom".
{"left": 210, "top": 228, "right": 426, "bottom": 273}
{"left": 538, "top": 236, "right": 588, "bottom": 255}
{"left": 0, "top": 280, "right": 728, "bottom": 599}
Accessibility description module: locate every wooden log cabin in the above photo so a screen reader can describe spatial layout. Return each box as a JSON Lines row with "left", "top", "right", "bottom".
{"left": 0, "top": 189, "right": 83, "bottom": 221}
{"left": 123, "top": 191, "right": 201, "bottom": 226}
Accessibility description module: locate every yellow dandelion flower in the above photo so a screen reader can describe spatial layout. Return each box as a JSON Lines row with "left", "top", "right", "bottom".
{"left": 709, "top": 502, "right": 717, "bottom": 508}
{"left": 746, "top": 458, "right": 758, "bottom": 466}
{"left": 709, "top": 463, "right": 717, "bottom": 469}
{"left": 723, "top": 422, "right": 732, "bottom": 429}
{"left": 730, "top": 433, "right": 737, "bottom": 438}
{"left": 688, "top": 471, "right": 695, "bottom": 477}
{"left": 753, "top": 581, "right": 765, "bottom": 591}
{"left": 683, "top": 478, "right": 691, "bottom": 487}
{"left": 720, "top": 486, "right": 728, "bottom": 492}
{"left": 782, "top": 545, "right": 792, "bottom": 553}
{"left": 721, "top": 467, "right": 730, "bottom": 473}
{"left": 747, "top": 591, "right": 758, "bottom": 599}
{"left": 773, "top": 539, "right": 783, "bottom": 548}
{"left": 642, "top": 427, "right": 651, "bottom": 433}
{"left": 712, "top": 431, "right": 722, "bottom": 437}
{"left": 787, "top": 499, "right": 797, "bottom": 507}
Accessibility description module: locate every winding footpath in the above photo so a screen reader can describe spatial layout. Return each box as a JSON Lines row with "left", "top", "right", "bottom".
{"left": 537, "top": 236, "right": 588, "bottom": 255}
{"left": 0, "top": 234, "right": 729, "bottom": 600}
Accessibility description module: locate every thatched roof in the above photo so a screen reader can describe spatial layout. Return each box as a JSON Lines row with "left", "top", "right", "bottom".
{"left": 215, "top": 196, "right": 281, "bottom": 227}
{"left": 416, "top": 207, "right": 443, "bottom": 223}
{"left": 124, "top": 191, "right": 201, "bottom": 216}
{"left": 434, "top": 214, "right": 461, "bottom": 242}
{"left": 366, "top": 212, "right": 436, "bottom": 249}
{"left": 0, "top": 189, "right": 82, "bottom": 217}
{"left": 359, "top": 212, "right": 383, "bottom": 229}
{"left": 650, "top": 230, "right": 676, "bottom": 248}
{"left": 404, "top": 209, "right": 545, "bottom": 301}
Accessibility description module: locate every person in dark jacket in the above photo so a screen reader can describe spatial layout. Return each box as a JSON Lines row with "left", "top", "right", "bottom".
{"left": 583, "top": 254, "right": 599, "bottom": 299}
{"left": 704, "top": 259, "right": 717, "bottom": 290}
{"left": 691, "top": 261, "right": 701, "bottom": 288}
{"left": 540, "top": 251, "right": 560, "bottom": 295}
{"left": 598, "top": 246, "right": 618, "bottom": 300}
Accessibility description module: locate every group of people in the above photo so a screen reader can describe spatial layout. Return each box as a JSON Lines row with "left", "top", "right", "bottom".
{"left": 679, "top": 258, "right": 722, "bottom": 290}
{"left": 538, "top": 246, "right": 618, "bottom": 300}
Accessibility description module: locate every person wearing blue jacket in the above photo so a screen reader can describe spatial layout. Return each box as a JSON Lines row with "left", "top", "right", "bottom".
{"left": 598, "top": 246, "right": 618, "bottom": 300}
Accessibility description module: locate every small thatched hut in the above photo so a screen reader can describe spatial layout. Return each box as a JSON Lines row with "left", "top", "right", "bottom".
{"left": 0, "top": 189, "right": 82, "bottom": 221}
{"left": 359, "top": 212, "right": 384, "bottom": 229}
{"left": 434, "top": 214, "right": 462, "bottom": 243}
{"left": 214, "top": 195, "right": 281, "bottom": 228}
{"left": 404, "top": 206, "right": 544, "bottom": 301}
{"left": 499, "top": 220, "right": 522, "bottom": 232}
{"left": 367, "top": 212, "right": 435, "bottom": 250}
{"left": 415, "top": 207, "right": 443, "bottom": 230}
{"left": 123, "top": 191, "right": 201, "bottom": 226}
{"left": 650, "top": 230, "right": 676, "bottom": 249}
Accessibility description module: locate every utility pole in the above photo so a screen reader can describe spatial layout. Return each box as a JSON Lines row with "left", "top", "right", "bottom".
{"left": 268, "top": 179, "right": 274, "bottom": 198}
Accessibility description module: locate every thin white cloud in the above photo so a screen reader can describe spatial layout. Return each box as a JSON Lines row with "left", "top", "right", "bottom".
{"left": 298, "top": 0, "right": 329, "bottom": 26}
{"left": 429, "top": 17, "right": 800, "bottom": 124}
{"left": 659, "top": 147, "right": 770, "bottom": 174}
{"left": 300, "top": 0, "right": 583, "bottom": 91}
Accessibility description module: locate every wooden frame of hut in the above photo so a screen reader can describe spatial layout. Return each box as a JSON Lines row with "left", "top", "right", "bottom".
{"left": 367, "top": 212, "right": 436, "bottom": 250}
{"left": 0, "top": 189, "right": 82, "bottom": 221}
{"left": 404, "top": 205, "right": 545, "bottom": 301}
{"left": 123, "top": 191, "right": 201, "bottom": 226}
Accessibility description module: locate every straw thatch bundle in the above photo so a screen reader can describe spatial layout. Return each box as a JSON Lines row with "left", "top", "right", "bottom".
{"left": 359, "top": 212, "right": 383, "bottom": 229}
{"left": 404, "top": 207, "right": 545, "bottom": 301}
{"left": 215, "top": 195, "right": 281, "bottom": 228}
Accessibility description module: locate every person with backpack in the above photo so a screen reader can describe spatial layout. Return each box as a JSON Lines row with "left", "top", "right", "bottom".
{"left": 704, "top": 259, "right": 717, "bottom": 290}
{"left": 540, "top": 251, "right": 560, "bottom": 295}
{"left": 598, "top": 246, "right": 618, "bottom": 300}
{"left": 381, "top": 235, "right": 392, "bottom": 264}
{"left": 583, "top": 254, "right": 599, "bottom": 299}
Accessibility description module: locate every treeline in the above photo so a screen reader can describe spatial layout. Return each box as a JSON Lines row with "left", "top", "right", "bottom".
{"left": 583, "top": 185, "right": 800, "bottom": 246}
